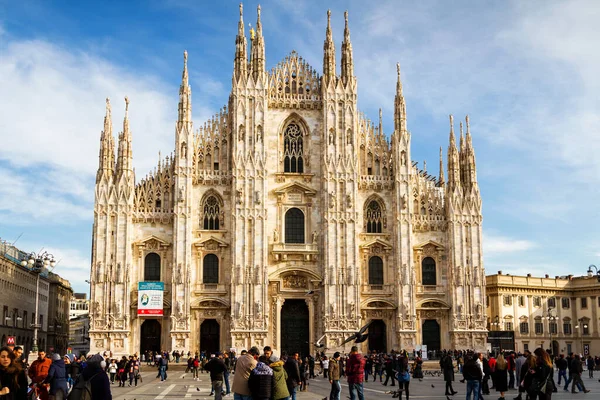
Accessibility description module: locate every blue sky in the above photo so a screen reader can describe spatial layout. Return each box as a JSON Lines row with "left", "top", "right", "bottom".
{"left": 1, "top": 0, "right": 599, "bottom": 294}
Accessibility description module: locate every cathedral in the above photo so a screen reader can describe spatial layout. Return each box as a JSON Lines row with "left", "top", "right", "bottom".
{"left": 89, "top": 5, "right": 487, "bottom": 357}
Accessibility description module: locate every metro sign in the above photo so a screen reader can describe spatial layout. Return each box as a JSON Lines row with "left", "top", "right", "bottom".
{"left": 6, "top": 336, "right": 15, "bottom": 346}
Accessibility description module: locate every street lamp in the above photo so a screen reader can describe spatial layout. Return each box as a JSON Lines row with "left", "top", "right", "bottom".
{"left": 545, "top": 307, "right": 557, "bottom": 355}
{"left": 491, "top": 315, "right": 501, "bottom": 331}
{"left": 20, "top": 251, "right": 56, "bottom": 355}
{"left": 587, "top": 265, "right": 600, "bottom": 282}
{"left": 575, "top": 318, "right": 588, "bottom": 355}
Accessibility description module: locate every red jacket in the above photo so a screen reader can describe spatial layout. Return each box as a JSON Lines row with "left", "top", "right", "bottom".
{"left": 28, "top": 357, "right": 52, "bottom": 383}
{"left": 345, "top": 353, "right": 366, "bottom": 384}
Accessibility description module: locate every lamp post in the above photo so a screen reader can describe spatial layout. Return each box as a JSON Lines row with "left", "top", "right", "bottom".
{"left": 575, "top": 318, "right": 588, "bottom": 355}
{"left": 492, "top": 315, "right": 501, "bottom": 331}
{"left": 4, "top": 310, "right": 23, "bottom": 327}
{"left": 587, "top": 265, "right": 600, "bottom": 282}
{"left": 545, "top": 307, "right": 557, "bottom": 355}
{"left": 20, "top": 251, "right": 55, "bottom": 357}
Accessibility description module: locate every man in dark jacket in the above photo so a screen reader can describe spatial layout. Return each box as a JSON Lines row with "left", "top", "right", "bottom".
{"left": 328, "top": 352, "right": 342, "bottom": 400}
{"left": 556, "top": 354, "right": 568, "bottom": 385}
{"left": 248, "top": 355, "right": 274, "bottom": 400}
{"left": 383, "top": 355, "right": 395, "bottom": 386}
{"left": 283, "top": 352, "right": 301, "bottom": 400}
{"left": 204, "top": 353, "right": 227, "bottom": 400}
{"left": 463, "top": 354, "right": 482, "bottom": 400}
{"left": 80, "top": 354, "right": 112, "bottom": 400}
{"left": 346, "top": 346, "right": 366, "bottom": 400}
{"left": 441, "top": 352, "right": 457, "bottom": 396}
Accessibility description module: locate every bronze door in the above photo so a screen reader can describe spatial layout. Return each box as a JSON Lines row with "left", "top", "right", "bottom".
{"left": 368, "top": 319, "right": 387, "bottom": 353}
{"left": 281, "top": 299, "right": 309, "bottom": 357}
{"left": 422, "top": 319, "right": 441, "bottom": 351}
{"left": 140, "top": 319, "right": 161, "bottom": 353}
{"left": 200, "top": 319, "right": 220, "bottom": 355}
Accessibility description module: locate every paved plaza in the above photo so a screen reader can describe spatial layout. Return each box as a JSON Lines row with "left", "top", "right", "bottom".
{"left": 111, "top": 366, "right": 600, "bottom": 400}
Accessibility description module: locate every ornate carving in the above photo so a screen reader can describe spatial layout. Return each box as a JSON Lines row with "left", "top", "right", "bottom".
{"left": 283, "top": 273, "right": 308, "bottom": 289}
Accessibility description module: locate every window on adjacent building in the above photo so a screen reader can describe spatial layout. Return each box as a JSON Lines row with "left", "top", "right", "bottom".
{"left": 421, "top": 258, "right": 436, "bottom": 286}
{"left": 144, "top": 253, "right": 161, "bottom": 281}
{"left": 550, "top": 322, "right": 558, "bottom": 334}
{"left": 533, "top": 297, "right": 541, "bottom": 307}
{"left": 505, "top": 322, "right": 513, "bottom": 331}
{"left": 283, "top": 123, "right": 304, "bottom": 173}
{"left": 203, "top": 254, "right": 219, "bottom": 284}
{"left": 523, "top": 343, "right": 529, "bottom": 352}
{"left": 581, "top": 298, "right": 588, "bottom": 309}
{"left": 548, "top": 297, "right": 556, "bottom": 308}
{"left": 535, "top": 318, "right": 543, "bottom": 334}
{"left": 583, "top": 324, "right": 590, "bottom": 335}
{"left": 562, "top": 297, "right": 570, "bottom": 309}
{"left": 520, "top": 322, "right": 529, "bottom": 334}
{"left": 504, "top": 295, "right": 513, "bottom": 306}
{"left": 284, "top": 208, "right": 305, "bottom": 244}
{"left": 368, "top": 256, "right": 384, "bottom": 285}
{"left": 518, "top": 296, "right": 525, "bottom": 307}
{"left": 567, "top": 343, "right": 572, "bottom": 354}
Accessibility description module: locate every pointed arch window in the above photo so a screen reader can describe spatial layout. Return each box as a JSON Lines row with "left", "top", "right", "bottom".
{"left": 365, "top": 200, "right": 383, "bottom": 233}
{"left": 421, "top": 257, "right": 436, "bottom": 286}
{"left": 144, "top": 253, "right": 161, "bottom": 281}
{"left": 202, "top": 195, "right": 221, "bottom": 230}
{"left": 203, "top": 254, "right": 219, "bottom": 284}
{"left": 368, "top": 256, "right": 384, "bottom": 285}
{"left": 285, "top": 207, "right": 305, "bottom": 243}
{"left": 283, "top": 123, "right": 304, "bottom": 173}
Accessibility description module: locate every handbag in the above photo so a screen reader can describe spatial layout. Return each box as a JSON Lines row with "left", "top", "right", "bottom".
{"left": 396, "top": 370, "right": 410, "bottom": 383}
{"left": 526, "top": 370, "right": 551, "bottom": 396}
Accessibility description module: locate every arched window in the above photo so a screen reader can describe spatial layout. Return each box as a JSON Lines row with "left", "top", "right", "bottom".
{"left": 421, "top": 257, "right": 436, "bottom": 286}
{"left": 203, "top": 254, "right": 219, "bottom": 284}
{"left": 365, "top": 201, "right": 383, "bottom": 233}
{"left": 369, "top": 256, "right": 384, "bottom": 285}
{"left": 144, "top": 253, "right": 161, "bottom": 281}
{"left": 285, "top": 208, "right": 305, "bottom": 243}
{"left": 203, "top": 195, "right": 221, "bottom": 230}
{"left": 283, "top": 123, "right": 304, "bottom": 173}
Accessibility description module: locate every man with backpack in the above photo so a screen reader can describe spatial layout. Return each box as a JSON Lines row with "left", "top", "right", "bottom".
{"left": 192, "top": 355, "right": 200, "bottom": 380}
{"left": 69, "top": 353, "right": 111, "bottom": 400}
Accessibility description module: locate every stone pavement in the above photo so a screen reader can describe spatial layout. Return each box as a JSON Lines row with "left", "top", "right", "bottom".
{"left": 112, "top": 367, "right": 600, "bottom": 400}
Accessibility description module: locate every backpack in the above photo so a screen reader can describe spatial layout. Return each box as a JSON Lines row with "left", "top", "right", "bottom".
{"left": 67, "top": 372, "right": 100, "bottom": 400}
{"left": 193, "top": 359, "right": 199, "bottom": 368}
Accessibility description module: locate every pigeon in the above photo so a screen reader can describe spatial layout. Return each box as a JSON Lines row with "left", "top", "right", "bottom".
{"left": 313, "top": 334, "right": 326, "bottom": 348}
{"left": 340, "top": 321, "right": 372, "bottom": 345}
{"left": 305, "top": 289, "right": 314, "bottom": 295}
{"left": 431, "top": 384, "right": 435, "bottom": 388}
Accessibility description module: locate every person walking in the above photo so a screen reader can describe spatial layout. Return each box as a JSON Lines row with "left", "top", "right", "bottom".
{"left": 283, "top": 353, "right": 301, "bottom": 400}
{"left": 396, "top": 350, "right": 410, "bottom": 400}
{"left": 44, "top": 353, "right": 68, "bottom": 400}
{"left": 159, "top": 354, "right": 168, "bottom": 382}
{"left": 555, "top": 354, "right": 567, "bottom": 386}
{"left": 223, "top": 352, "right": 232, "bottom": 395}
{"left": 514, "top": 352, "right": 526, "bottom": 389}
{"left": 108, "top": 359, "right": 117, "bottom": 384}
{"left": 507, "top": 352, "right": 516, "bottom": 390}
{"left": 248, "top": 355, "right": 273, "bottom": 400}
{"left": 494, "top": 354, "right": 508, "bottom": 400}
{"left": 328, "top": 352, "right": 342, "bottom": 400}
{"left": 346, "top": 346, "right": 366, "bottom": 400}
{"left": 323, "top": 357, "right": 330, "bottom": 380}
{"left": 586, "top": 356, "right": 595, "bottom": 379}
{"left": 270, "top": 356, "right": 290, "bottom": 400}
{"left": 463, "top": 353, "right": 482, "bottom": 400}
{"left": 441, "top": 352, "right": 457, "bottom": 396}
{"left": 232, "top": 346, "right": 258, "bottom": 400}
{"left": 524, "top": 348, "right": 557, "bottom": 400}
{"left": 205, "top": 352, "right": 227, "bottom": 400}
{"left": 514, "top": 353, "right": 536, "bottom": 400}
{"left": 28, "top": 350, "right": 52, "bottom": 400}
{"left": 383, "top": 355, "right": 396, "bottom": 387}
{"left": 0, "top": 346, "right": 28, "bottom": 400}
{"left": 568, "top": 354, "right": 589, "bottom": 394}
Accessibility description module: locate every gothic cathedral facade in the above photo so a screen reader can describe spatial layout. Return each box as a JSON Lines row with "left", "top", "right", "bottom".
{"left": 89, "top": 5, "right": 487, "bottom": 356}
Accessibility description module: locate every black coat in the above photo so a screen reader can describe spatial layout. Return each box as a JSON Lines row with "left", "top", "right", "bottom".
{"left": 441, "top": 356, "right": 454, "bottom": 382}
{"left": 494, "top": 367, "right": 508, "bottom": 392}
{"left": 81, "top": 363, "right": 112, "bottom": 400}
{"left": 248, "top": 362, "right": 274, "bottom": 400}
{"left": 0, "top": 366, "right": 28, "bottom": 400}
{"left": 284, "top": 358, "right": 301, "bottom": 389}
{"left": 45, "top": 359, "right": 68, "bottom": 395}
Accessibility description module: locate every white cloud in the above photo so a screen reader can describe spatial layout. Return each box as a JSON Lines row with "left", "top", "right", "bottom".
{"left": 483, "top": 232, "right": 537, "bottom": 255}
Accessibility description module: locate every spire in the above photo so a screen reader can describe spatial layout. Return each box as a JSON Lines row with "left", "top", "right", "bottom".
{"left": 439, "top": 147, "right": 445, "bottom": 187}
{"left": 464, "top": 115, "right": 478, "bottom": 189}
{"left": 394, "top": 63, "right": 407, "bottom": 134}
{"left": 178, "top": 51, "right": 192, "bottom": 127}
{"left": 116, "top": 96, "right": 133, "bottom": 176}
{"left": 340, "top": 10, "right": 354, "bottom": 85}
{"left": 234, "top": 3, "right": 248, "bottom": 82}
{"left": 459, "top": 121, "right": 465, "bottom": 183}
{"left": 250, "top": 5, "right": 266, "bottom": 82}
{"left": 447, "top": 115, "right": 461, "bottom": 190}
{"left": 378, "top": 108, "right": 383, "bottom": 137}
{"left": 322, "top": 9, "right": 336, "bottom": 85}
{"left": 97, "top": 98, "right": 115, "bottom": 183}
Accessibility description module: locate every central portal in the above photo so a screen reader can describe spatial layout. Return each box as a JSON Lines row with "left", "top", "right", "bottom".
{"left": 422, "top": 319, "right": 441, "bottom": 351}
{"left": 281, "top": 299, "right": 309, "bottom": 357}
{"left": 200, "top": 319, "right": 220, "bottom": 355}
{"left": 140, "top": 319, "right": 161, "bottom": 353}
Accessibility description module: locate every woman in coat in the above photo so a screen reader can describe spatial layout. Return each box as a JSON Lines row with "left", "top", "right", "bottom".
{"left": 44, "top": 353, "right": 68, "bottom": 399}
{"left": 525, "top": 349, "right": 555, "bottom": 400}
{"left": 269, "top": 357, "right": 290, "bottom": 400}
{"left": 412, "top": 356, "right": 423, "bottom": 381}
{"left": 494, "top": 354, "right": 508, "bottom": 400}
{"left": 441, "top": 352, "right": 457, "bottom": 395}
{"left": 0, "top": 346, "right": 28, "bottom": 400}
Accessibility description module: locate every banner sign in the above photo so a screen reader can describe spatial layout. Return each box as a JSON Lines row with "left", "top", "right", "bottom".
{"left": 6, "top": 336, "right": 15, "bottom": 346}
{"left": 138, "top": 281, "right": 164, "bottom": 315}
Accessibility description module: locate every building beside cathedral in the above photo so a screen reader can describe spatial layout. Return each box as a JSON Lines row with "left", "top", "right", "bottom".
{"left": 89, "top": 5, "right": 486, "bottom": 356}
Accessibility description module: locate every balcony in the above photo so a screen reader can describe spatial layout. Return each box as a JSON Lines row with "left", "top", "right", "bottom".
{"left": 271, "top": 243, "right": 318, "bottom": 262}
{"left": 416, "top": 285, "right": 446, "bottom": 294}
{"left": 194, "top": 284, "right": 228, "bottom": 295}
{"left": 361, "top": 284, "right": 394, "bottom": 295}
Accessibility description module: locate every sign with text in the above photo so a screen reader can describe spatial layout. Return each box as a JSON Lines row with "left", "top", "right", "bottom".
{"left": 138, "top": 281, "right": 164, "bottom": 316}
{"left": 584, "top": 343, "right": 589, "bottom": 356}
{"left": 6, "top": 336, "right": 15, "bottom": 346}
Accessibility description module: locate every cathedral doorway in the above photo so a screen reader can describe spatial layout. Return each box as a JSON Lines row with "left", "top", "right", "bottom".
{"left": 422, "top": 319, "right": 441, "bottom": 351}
{"left": 368, "top": 320, "right": 387, "bottom": 353}
{"left": 200, "top": 319, "right": 220, "bottom": 355}
{"left": 281, "top": 299, "right": 309, "bottom": 357}
{"left": 140, "top": 319, "right": 161, "bottom": 353}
